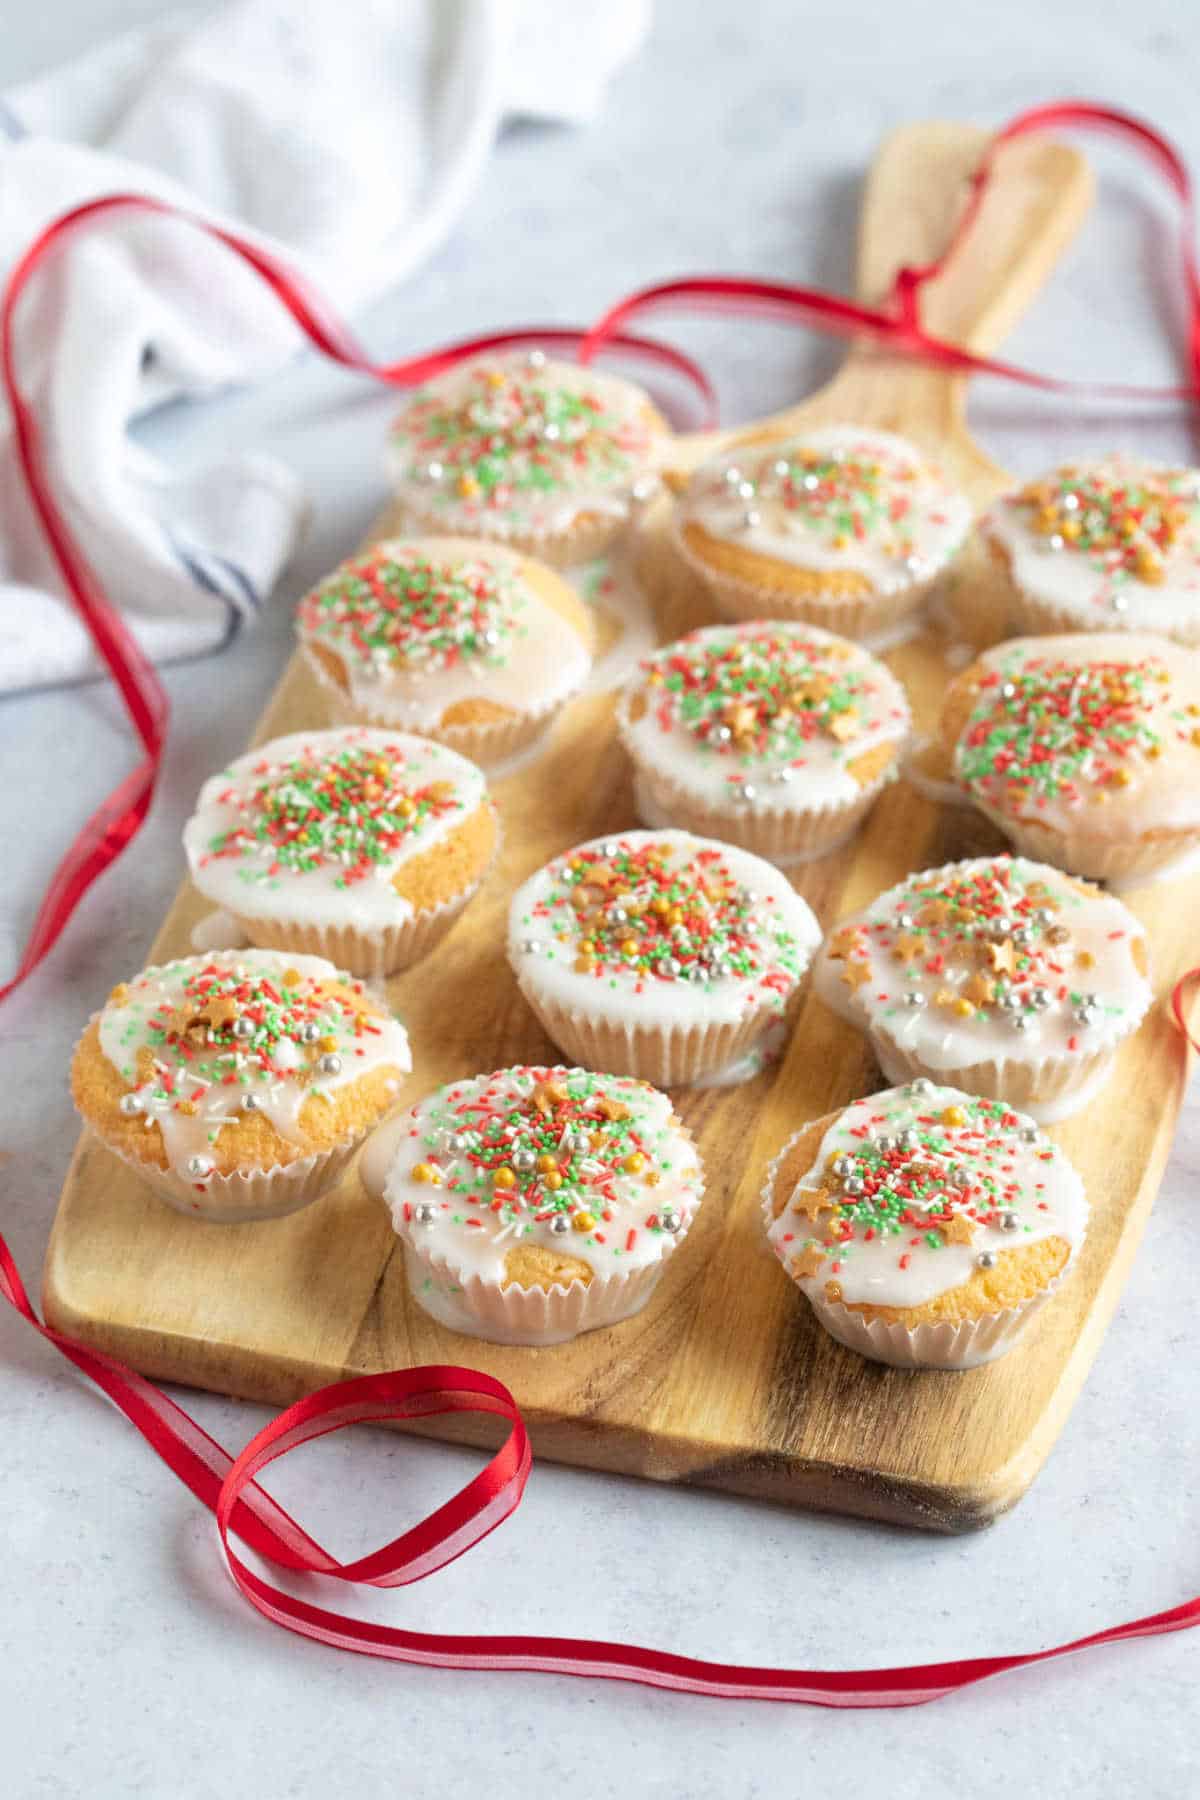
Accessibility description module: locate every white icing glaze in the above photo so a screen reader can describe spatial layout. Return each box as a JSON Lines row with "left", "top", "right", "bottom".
{"left": 680, "top": 426, "right": 971, "bottom": 591}
{"left": 765, "top": 1083, "right": 1087, "bottom": 1310}
{"left": 184, "top": 727, "right": 489, "bottom": 931}
{"left": 508, "top": 828, "right": 820, "bottom": 1032}
{"left": 296, "top": 537, "right": 591, "bottom": 729}
{"left": 951, "top": 631, "right": 1200, "bottom": 841}
{"left": 384, "top": 1066, "right": 701, "bottom": 1287}
{"left": 814, "top": 854, "right": 1152, "bottom": 1074}
{"left": 982, "top": 455, "right": 1200, "bottom": 642}
{"left": 386, "top": 352, "right": 660, "bottom": 540}
{"left": 96, "top": 949, "right": 411, "bottom": 1183}
{"left": 617, "top": 619, "right": 911, "bottom": 816}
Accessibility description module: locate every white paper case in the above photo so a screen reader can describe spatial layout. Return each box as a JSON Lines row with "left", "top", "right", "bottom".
{"left": 397, "top": 1161, "right": 704, "bottom": 1346}
{"left": 96, "top": 1132, "right": 363, "bottom": 1223}
{"left": 300, "top": 643, "right": 581, "bottom": 768}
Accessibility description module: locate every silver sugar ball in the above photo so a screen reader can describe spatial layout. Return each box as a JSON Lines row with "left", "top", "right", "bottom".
{"left": 1111, "top": 594, "right": 1130, "bottom": 614}
{"left": 737, "top": 480, "right": 756, "bottom": 500}
{"left": 977, "top": 1250, "right": 997, "bottom": 1269}
{"left": 300, "top": 1021, "right": 322, "bottom": 1045}
{"left": 739, "top": 783, "right": 758, "bottom": 803}
{"left": 714, "top": 724, "right": 733, "bottom": 745}
{"left": 842, "top": 1175, "right": 865, "bottom": 1197}
{"left": 909, "top": 1078, "right": 934, "bottom": 1096}
{"left": 832, "top": 1154, "right": 854, "bottom": 1177}
{"left": 658, "top": 1209, "right": 682, "bottom": 1234}
{"left": 772, "top": 458, "right": 791, "bottom": 477}
{"left": 1031, "top": 987, "right": 1051, "bottom": 1010}
{"left": 742, "top": 509, "right": 762, "bottom": 529}
{"left": 520, "top": 938, "right": 539, "bottom": 956}
{"left": 1018, "top": 1124, "right": 1039, "bottom": 1143}
{"left": 895, "top": 911, "right": 914, "bottom": 930}
{"left": 802, "top": 473, "right": 820, "bottom": 492}
{"left": 631, "top": 476, "right": 657, "bottom": 502}
{"left": 319, "top": 1052, "right": 343, "bottom": 1076}
{"left": 526, "top": 348, "right": 547, "bottom": 368}
{"left": 241, "top": 1092, "right": 262, "bottom": 1113}
{"left": 542, "top": 422, "right": 561, "bottom": 442}
{"left": 903, "top": 991, "right": 927, "bottom": 1009}
{"left": 602, "top": 842, "right": 620, "bottom": 858}
{"left": 771, "top": 766, "right": 794, "bottom": 785}
{"left": 898, "top": 1127, "right": 920, "bottom": 1151}
{"left": 413, "top": 1201, "right": 437, "bottom": 1226}
{"left": 611, "top": 906, "right": 629, "bottom": 925}
{"left": 663, "top": 957, "right": 682, "bottom": 977}
{"left": 186, "top": 1154, "right": 214, "bottom": 1181}
{"left": 1000, "top": 681, "right": 1018, "bottom": 701}
{"left": 723, "top": 466, "right": 743, "bottom": 487}
{"left": 119, "top": 1093, "right": 144, "bottom": 1116}
{"left": 512, "top": 1147, "right": 537, "bottom": 1173}
{"left": 424, "top": 460, "right": 444, "bottom": 482}
{"left": 232, "top": 1015, "right": 255, "bottom": 1041}
{"left": 1011, "top": 1013, "right": 1032, "bottom": 1032}
{"left": 549, "top": 1213, "right": 571, "bottom": 1235}
{"left": 1001, "top": 1211, "right": 1020, "bottom": 1232}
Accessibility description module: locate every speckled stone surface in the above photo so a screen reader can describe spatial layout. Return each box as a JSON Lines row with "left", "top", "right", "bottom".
{"left": 2, "top": 3, "right": 1199, "bottom": 1796}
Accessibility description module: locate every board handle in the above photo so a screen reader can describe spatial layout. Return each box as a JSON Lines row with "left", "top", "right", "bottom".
{"left": 853, "top": 121, "right": 1092, "bottom": 357}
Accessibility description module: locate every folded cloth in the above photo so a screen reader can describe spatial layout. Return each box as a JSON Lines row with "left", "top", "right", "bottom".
{"left": 0, "top": 0, "right": 649, "bottom": 694}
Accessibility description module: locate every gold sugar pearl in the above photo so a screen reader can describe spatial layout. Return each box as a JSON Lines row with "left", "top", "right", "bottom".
{"left": 572, "top": 1211, "right": 596, "bottom": 1233}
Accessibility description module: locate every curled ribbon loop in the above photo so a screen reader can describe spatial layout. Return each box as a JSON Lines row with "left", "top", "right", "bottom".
{"left": 4, "top": 97, "right": 1200, "bottom": 1703}
{"left": 7, "top": 102, "right": 1200, "bottom": 998}
{"left": 0, "top": 196, "right": 713, "bottom": 1002}
{"left": 583, "top": 101, "right": 1200, "bottom": 403}
{"left": 0, "top": 1227, "right": 1197, "bottom": 1704}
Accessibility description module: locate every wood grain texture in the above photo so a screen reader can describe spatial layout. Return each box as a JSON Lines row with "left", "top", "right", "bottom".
{"left": 45, "top": 122, "right": 1192, "bottom": 1533}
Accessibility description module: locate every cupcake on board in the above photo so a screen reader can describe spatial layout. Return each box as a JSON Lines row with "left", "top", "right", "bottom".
{"left": 980, "top": 455, "right": 1200, "bottom": 645}
{"left": 381, "top": 1065, "right": 703, "bottom": 1345}
{"left": 386, "top": 350, "right": 667, "bottom": 565}
{"left": 674, "top": 425, "right": 971, "bottom": 642}
{"left": 616, "top": 619, "right": 911, "bottom": 863}
{"left": 71, "top": 950, "right": 411, "bottom": 1221}
{"left": 184, "top": 728, "right": 497, "bottom": 978}
{"left": 507, "top": 828, "right": 821, "bottom": 1086}
{"left": 815, "top": 854, "right": 1152, "bottom": 1121}
{"left": 762, "top": 1080, "right": 1087, "bottom": 1369}
{"left": 937, "top": 630, "right": 1200, "bottom": 885}
{"left": 296, "top": 537, "right": 593, "bottom": 766}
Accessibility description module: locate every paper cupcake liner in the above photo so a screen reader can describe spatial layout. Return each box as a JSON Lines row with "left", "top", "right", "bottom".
{"left": 92, "top": 1129, "right": 362, "bottom": 1223}
{"left": 399, "top": 1148, "right": 704, "bottom": 1346}
{"left": 220, "top": 813, "right": 501, "bottom": 979}
{"left": 397, "top": 499, "right": 629, "bottom": 569}
{"left": 299, "top": 643, "right": 578, "bottom": 769}
{"left": 673, "top": 521, "right": 941, "bottom": 641}
{"left": 868, "top": 1028, "right": 1122, "bottom": 1125}
{"left": 513, "top": 981, "right": 783, "bottom": 1086}
{"left": 758, "top": 1133, "right": 1079, "bottom": 1371}
{"left": 229, "top": 884, "right": 478, "bottom": 979}
{"left": 627, "top": 763, "right": 890, "bottom": 866}
{"left": 972, "top": 798, "right": 1200, "bottom": 886}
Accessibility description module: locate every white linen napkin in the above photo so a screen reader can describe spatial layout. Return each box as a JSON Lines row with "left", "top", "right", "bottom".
{"left": 0, "top": 0, "right": 649, "bottom": 693}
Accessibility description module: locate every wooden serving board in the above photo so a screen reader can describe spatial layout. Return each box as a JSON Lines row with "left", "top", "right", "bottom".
{"left": 43, "top": 122, "right": 1198, "bottom": 1532}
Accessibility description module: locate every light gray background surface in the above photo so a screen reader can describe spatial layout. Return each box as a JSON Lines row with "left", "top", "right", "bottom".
{"left": 2, "top": 4, "right": 1198, "bottom": 1796}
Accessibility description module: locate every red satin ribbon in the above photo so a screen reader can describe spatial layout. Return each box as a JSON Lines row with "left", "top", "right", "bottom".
{"left": 4, "top": 98, "right": 1200, "bottom": 1704}
{"left": 7, "top": 104, "right": 1200, "bottom": 1000}
{"left": 0, "top": 196, "right": 713, "bottom": 1003}
{"left": 0, "top": 1225, "right": 1196, "bottom": 1705}
{"left": 583, "top": 100, "right": 1200, "bottom": 402}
